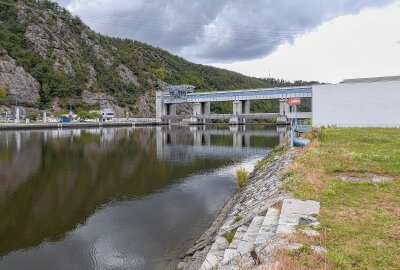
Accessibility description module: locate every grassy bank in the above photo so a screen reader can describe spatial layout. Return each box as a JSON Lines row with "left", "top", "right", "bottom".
{"left": 280, "top": 128, "right": 400, "bottom": 269}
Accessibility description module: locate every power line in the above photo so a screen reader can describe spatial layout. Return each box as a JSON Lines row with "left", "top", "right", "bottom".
{"left": 81, "top": 16, "right": 300, "bottom": 45}
{"left": 76, "top": 9, "right": 306, "bottom": 33}
{"left": 0, "top": 0, "right": 305, "bottom": 43}
{"left": 83, "top": 16, "right": 300, "bottom": 38}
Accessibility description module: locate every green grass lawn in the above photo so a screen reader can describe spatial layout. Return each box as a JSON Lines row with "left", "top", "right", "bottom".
{"left": 283, "top": 128, "right": 400, "bottom": 270}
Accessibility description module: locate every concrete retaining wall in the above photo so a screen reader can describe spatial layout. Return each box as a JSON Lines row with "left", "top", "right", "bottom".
{"left": 0, "top": 122, "right": 157, "bottom": 131}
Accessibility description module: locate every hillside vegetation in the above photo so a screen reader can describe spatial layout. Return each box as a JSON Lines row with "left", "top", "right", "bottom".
{"left": 0, "top": 0, "right": 315, "bottom": 116}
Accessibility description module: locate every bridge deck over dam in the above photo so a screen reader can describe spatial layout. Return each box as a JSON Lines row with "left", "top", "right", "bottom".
{"left": 163, "top": 86, "right": 312, "bottom": 104}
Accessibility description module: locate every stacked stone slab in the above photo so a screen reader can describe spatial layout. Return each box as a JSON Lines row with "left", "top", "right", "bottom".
{"left": 198, "top": 199, "right": 321, "bottom": 270}
{"left": 222, "top": 225, "right": 247, "bottom": 263}
{"left": 276, "top": 199, "right": 320, "bottom": 236}
{"left": 254, "top": 208, "right": 280, "bottom": 245}
{"left": 223, "top": 207, "right": 280, "bottom": 265}
{"left": 199, "top": 208, "right": 280, "bottom": 270}
{"left": 200, "top": 237, "right": 229, "bottom": 270}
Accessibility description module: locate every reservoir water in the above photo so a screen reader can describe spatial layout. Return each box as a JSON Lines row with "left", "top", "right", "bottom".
{"left": 0, "top": 125, "right": 285, "bottom": 270}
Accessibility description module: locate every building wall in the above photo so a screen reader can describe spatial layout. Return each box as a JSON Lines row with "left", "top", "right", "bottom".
{"left": 312, "top": 80, "right": 400, "bottom": 127}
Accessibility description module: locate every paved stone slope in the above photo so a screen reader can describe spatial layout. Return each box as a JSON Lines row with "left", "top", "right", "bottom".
{"left": 199, "top": 199, "right": 320, "bottom": 270}
{"left": 178, "top": 150, "right": 295, "bottom": 270}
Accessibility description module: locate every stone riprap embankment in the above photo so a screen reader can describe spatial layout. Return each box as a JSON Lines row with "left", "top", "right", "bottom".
{"left": 177, "top": 149, "right": 290, "bottom": 270}
{"left": 177, "top": 149, "right": 322, "bottom": 270}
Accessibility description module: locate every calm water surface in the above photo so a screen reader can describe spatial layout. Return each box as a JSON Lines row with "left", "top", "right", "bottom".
{"left": 0, "top": 125, "right": 285, "bottom": 270}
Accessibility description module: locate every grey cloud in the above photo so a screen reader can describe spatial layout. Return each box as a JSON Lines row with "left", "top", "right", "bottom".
{"left": 55, "top": 0, "right": 393, "bottom": 63}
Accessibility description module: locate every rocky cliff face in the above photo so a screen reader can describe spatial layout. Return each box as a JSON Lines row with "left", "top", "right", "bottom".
{"left": 1, "top": 2, "right": 153, "bottom": 117}
{"left": 0, "top": 55, "right": 39, "bottom": 104}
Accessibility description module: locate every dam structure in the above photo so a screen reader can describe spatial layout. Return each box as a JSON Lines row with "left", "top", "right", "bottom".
{"left": 156, "top": 86, "right": 313, "bottom": 125}
{"left": 156, "top": 76, "right": 400, "bottom": 127}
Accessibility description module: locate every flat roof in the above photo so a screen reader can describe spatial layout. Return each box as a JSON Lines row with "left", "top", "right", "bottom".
{"left": 342, "top": 76, "right": 400, "bottom": 84}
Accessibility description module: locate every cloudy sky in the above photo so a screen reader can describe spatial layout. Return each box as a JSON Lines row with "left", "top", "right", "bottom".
{"left": 55, "top": 0, "right": 400, "bottom": 83}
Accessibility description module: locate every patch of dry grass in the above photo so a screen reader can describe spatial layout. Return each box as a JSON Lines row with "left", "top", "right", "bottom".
{"left": 258, "top": 249, "right": 334, "bottom": 270}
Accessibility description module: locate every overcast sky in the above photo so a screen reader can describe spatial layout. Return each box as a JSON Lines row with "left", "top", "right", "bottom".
{"left": 56, "top": 0, "right": 400, "bottom": 83}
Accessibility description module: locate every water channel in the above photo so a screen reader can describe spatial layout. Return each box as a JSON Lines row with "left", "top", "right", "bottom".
{"left": 0, "top": 125, "right": 287, "bottom": 270}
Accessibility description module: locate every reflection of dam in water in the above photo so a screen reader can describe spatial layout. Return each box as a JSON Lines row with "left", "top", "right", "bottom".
{"left": 156, "top": 126, "right": 289, "bottom": 162}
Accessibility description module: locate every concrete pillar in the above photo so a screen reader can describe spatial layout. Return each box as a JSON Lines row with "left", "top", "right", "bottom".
{"left": 243, "top": 100, "right": 251, "bottom": 114}
{"left": 278, "top": 99, "right": 290, "bottom": 125}
{"left": 43, "top": 111, "right": 47, "bottom": 123}
{"left": 15, "top": 107, "right": 20, "bottom": 124}
{"left": 233, "top": 101, "right": 243, "bottom": 115}
{"left": 233, "top": 101, "right": 249, "bottom": 125}
{"left": 190, "top": 103, "right": 202, "bottom": 125}
{"left": 156, "top": 91, "right": 165, "bottom": 123}
{"left": 167, "top": 104, "right": 176, "bottom": 116}
{"left": 160, "top": 103, "right": 176, "bottom": 124}
{"left": 279, "top": 100, "right": 284, "bottom": 115}
{"left": 279, "top": 99, "right": 290, "bottom": 115}
{"left": 193, "top": 103, "right": 202, "bottom": 116}
{"left": 239, "top": 101, "right": 250, "bottom": 125}
{"left": 201, "top": 102, "right": 211, "bottom": 124}
{"left": 203, "top": 102, "right": 211, "bottom": 115}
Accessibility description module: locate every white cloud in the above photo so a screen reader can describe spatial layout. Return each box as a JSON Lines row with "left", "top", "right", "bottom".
{"left": 212, "top": 3, "right": 400, "bottom": 83}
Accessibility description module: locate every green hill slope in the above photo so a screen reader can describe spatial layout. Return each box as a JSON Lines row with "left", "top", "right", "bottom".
{"left": 0, "top": 0, "right": 315, "bottom": 117}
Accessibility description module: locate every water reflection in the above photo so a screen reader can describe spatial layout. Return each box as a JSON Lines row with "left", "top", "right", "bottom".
{"left": 0, "top": 125, "right": 287, "bottom": 270}
{"left": 156, "top": 125, "right": 287, "bottom": 164}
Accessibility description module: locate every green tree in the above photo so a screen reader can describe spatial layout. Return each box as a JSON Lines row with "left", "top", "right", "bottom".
{"left": 76, "top": 109, "right": 101, "bottom": 120}
{"left": 26, "top": 112, "right": 38, "bottom": 121}
{"left": 0, "top": 84, "right": 8, "bottom": 100}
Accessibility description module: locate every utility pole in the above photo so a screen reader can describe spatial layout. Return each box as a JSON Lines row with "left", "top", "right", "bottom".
{"left": 10, "top": 94, "right": 20, "bottom": 124}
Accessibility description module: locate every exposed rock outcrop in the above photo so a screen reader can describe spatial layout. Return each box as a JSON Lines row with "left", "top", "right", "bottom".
{"left": 81, "top": 90, "right": 127, "bottom": 117}
{"left": 86, "top": 65, "right": 97, "bottom": 88}
{"left": 0, "top": 55, "right": 39, "bottom": 104}
{"left": 24, "top": 24, "right": 51, "bottom": 59}
{"left": 136, "top": 90, "right": 155, "bottom": 117}
{"left": 117, "top": 64, "right": 140, "bottom": 87}
{"left": 80, "top": 29, "right": 114, "bottom": 67}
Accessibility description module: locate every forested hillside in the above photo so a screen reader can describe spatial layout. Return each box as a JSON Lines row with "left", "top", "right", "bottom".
{"left": 0, "top": 0, "right": 315, "bottom": 117}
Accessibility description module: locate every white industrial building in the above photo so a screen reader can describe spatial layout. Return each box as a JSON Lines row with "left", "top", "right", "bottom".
{"left": 312, "top": 76, "right": 400, "bottom": 127}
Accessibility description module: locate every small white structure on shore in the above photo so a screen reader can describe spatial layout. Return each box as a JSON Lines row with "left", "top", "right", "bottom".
{"left": 100, "top": 108, "right": 115, "bottom": 121}
{"left": 313, "top": 76, "right": 400, "bottom": 128}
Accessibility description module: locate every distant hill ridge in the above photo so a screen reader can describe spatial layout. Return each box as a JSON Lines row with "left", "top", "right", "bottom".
{"left": 0, "top": 0, "right": 315, "bottom": 117}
